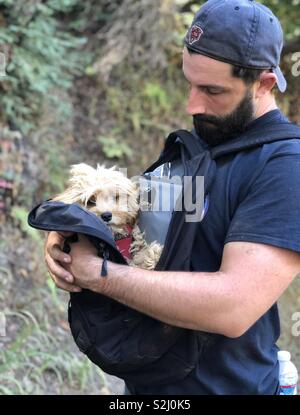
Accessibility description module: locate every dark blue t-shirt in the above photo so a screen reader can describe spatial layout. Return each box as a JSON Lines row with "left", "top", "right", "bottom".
{"left": 126, "top": 109, "right": 300, "bottom": 395}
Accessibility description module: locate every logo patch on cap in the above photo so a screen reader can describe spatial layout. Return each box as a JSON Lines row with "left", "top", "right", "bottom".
{"left": 189, "top": 24, "right": 203, "bottom": 45}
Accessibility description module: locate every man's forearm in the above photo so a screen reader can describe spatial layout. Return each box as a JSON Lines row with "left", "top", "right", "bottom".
{"left": 91, "top": 259, "right": 237, "bottom": 336}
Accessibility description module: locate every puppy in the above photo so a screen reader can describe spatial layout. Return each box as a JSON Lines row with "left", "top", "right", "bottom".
{"left": 52, "top": 163, "right": 163, "bottom": 270}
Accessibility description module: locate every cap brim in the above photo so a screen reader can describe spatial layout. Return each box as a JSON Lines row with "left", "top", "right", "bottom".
{"left": 274, "top": 66, "right": 287, "bottom": 93}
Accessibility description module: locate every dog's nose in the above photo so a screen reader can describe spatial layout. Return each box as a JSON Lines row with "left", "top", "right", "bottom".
{"left": 101, "top": 212, "right": 112, "bottom": 222}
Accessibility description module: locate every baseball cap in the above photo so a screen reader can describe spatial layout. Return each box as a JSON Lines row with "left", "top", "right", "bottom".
{"left": 184, "top": 0, "right": 287, "bottom": 92}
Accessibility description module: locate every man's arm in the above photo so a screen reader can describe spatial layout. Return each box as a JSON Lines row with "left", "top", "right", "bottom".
{"left": 64, "top": 235, "right": 300, "bottom": 338}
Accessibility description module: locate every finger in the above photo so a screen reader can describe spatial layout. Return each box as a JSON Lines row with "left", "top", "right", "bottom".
{"left": 49, "top": 271, "right": 82, "bottom": 293}
{"left": 45, "top": 231, "right": 72, "bottom": 262}
{"left": 45, "top": 253, "right": 74, "bottom": 283}
{"left": 48, "top": 242, "right": 72, "bottom": 264}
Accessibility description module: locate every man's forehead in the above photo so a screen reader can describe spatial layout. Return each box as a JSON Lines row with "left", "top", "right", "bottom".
{"left": 182, "top": 46, "right": 236, "bottom": 85}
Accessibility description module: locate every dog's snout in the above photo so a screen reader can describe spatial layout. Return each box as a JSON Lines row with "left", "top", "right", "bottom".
{"left": 101, "top": 212, "right": 112, "bottom": 222}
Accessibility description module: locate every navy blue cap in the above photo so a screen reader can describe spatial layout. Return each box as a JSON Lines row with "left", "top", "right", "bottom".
{"left": 184, "top": 0, "right": 287, "bottom": 92}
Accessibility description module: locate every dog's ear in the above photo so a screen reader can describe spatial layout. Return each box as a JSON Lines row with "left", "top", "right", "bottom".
{"left": 96, "top": 163, "right": 106, "bottom": 170}
{"left": 52, "top": 163, "right": 96, "bottom": 204}
{"left": 96, "top": 164, "right": 117, "bottom": 173}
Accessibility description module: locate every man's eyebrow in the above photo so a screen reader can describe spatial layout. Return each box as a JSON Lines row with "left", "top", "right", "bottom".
{"left": 197, "top": 84, "right": 229, "bottom": 91}
{"left": 182, "top": 74, "right": 230, "bottom": 91}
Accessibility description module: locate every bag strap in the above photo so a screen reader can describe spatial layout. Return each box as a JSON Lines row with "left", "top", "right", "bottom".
{"left": 153, "top": 131, "right": 216, "bottom": 271}
{"left": 155, "top": 149, "right": 216, "bottom": 271}
{"left": 165, "top": 129, "right": 206, "bottom": 158}
{"left": 144, "top": 129, "right": 206, "bottom": 174}
{"left": 211, "top": 123, "right": 300, "bottom": 159}
{"left": 146, "top": 123, "right": 300, "bottom": 175}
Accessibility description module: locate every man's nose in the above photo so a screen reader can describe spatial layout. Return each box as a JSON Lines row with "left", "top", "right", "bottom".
{"left": 186, "top": 86, "right": 206, "bottom": 116}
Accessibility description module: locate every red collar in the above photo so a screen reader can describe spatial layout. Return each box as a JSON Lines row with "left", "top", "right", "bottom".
{"left": 115, "top": 225, "right": 133, "bottom": 261}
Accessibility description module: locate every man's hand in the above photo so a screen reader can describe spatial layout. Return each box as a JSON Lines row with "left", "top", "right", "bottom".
{"left": 63, "top": 234, "right": 103, "bottom": 292}
{"left": 44, "top": 231, "right": 82, "bottom": 292}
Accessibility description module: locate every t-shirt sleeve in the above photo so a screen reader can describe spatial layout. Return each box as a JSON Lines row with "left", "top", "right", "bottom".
{"left": 225, "top": 152, "right": 300, "bottom": 253}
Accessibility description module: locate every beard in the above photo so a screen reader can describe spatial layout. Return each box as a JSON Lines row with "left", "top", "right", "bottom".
{"left": 193, "top": 89, "right": 255, "bottom": 147}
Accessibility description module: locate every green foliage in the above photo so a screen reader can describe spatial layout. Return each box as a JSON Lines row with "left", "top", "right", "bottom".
{"left": 47, "top": 277, "right": 65, "bottom": 312}
{"left": 99, "top": 135, "right": 133, "bottom": 160}
{"left": 40, "top": 134, "right": 70, "bottom": 197}
{"left": 10, "top": 206, "right": 42, "bottom": 243}
{"left": 143, "top": 82, "right": 170, "bottom": 113}
{"left": 0, "top": 257, "right": 107, "bottom": 395}
{"left": 261, "top": 0, "right": 300, "bottom": 40}
{"left": 0, "top": 308, "right": 106, "bottom": 394}
{"left": 0, "top": 0, "right": 89, "bottom": 132}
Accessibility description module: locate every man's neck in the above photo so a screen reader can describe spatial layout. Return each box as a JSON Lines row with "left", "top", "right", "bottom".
{"left": 253, "top": 95, "right": 278, "bottom": 120}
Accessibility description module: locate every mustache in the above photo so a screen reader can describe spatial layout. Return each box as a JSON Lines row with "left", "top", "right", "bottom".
{"left": 193, "top": 114, "right": 224, "bottom": 127}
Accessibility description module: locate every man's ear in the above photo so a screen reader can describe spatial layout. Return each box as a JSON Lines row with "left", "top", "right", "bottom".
{"left": 255, "top": 71, "right": 277, "bottom": 98}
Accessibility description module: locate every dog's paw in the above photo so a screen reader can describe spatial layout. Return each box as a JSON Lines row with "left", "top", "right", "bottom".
{"left": 130, "top": 242, "right": 163, "bottom": 270}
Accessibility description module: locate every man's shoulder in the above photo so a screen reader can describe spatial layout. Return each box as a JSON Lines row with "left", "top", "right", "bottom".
{"left": 214, "top": 136, "right": 300, "bottom": 204}
{"left": 259, "top": 137, "right": 300, "bottom": 169}
{"left": 237, "top": 137, "right": 300, "bottom": 164}
{"left": 218, "top": 137, "right": 300, "bottom": 171}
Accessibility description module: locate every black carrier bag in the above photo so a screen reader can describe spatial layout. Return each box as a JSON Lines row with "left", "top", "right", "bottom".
{"left": 28, "top": 124, "right": 300, "bottom": 387}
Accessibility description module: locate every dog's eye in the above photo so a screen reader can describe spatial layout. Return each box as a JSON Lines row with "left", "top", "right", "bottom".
{"left": 87, "top": 197, "right": 96, "bottom": 206}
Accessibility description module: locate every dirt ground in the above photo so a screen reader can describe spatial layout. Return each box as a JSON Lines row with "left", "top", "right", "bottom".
{"left": 104, "top": 374, "right": 125, "bottom": 395}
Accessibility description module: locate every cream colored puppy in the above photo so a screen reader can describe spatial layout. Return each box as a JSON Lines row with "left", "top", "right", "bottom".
{"left": 53, "top": 163, "right": 163, "bottom": 270}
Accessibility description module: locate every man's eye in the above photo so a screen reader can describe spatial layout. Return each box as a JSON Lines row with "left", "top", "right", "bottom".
{"left": 204, "top": 87, "right": 223, "bottom": 95}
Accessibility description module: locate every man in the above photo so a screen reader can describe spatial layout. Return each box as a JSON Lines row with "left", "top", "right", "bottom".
{"left": 44, "top": 0, "right": 300, "bottom": 394}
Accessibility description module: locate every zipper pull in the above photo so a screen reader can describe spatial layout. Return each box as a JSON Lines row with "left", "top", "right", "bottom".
{"left": 99, "top": 242, "right": 110, "bottom": 277}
